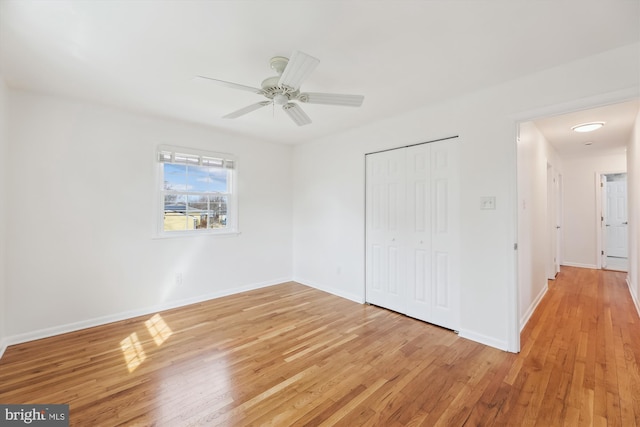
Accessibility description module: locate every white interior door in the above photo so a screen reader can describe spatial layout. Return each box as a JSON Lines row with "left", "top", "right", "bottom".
{"left": 365, "top": 149, "right": 406, "bottom": 314}
{"left": 547, "top": 167, "right": 562, "bottom": 278}
{"left": 601, "top": 174, "right": 608, "bottom": 268}
{"left": 554, "top": 173, "right": 562, "bottom": 275}
{"left": 423, "top": 141, "right": 459, "bottom": 329}
{"left": 366, "top": 140, "right": 460, "bottom": 331}
{"left": 403, "top": 144, "right": 432, "bottom": 323}
{"left": 547, "top": 166, "right": 557, "bottom": 279}
{"left": 606, "top": 178, "right": 628, "bottom": 258}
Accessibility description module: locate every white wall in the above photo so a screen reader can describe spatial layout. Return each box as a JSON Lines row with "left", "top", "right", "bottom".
{"left": 292, "top": 43, "right": 640, "bottom": 351}
{"left": 0, "top": 77, "right": 7, "bottom": 356}
{"left": 561, "top": 154, "right": 627, "bottom": 268}
{"left": 517, "top": 122, "right": 562, "bottom": 330}
{"left": 2, "top": 43, "right": 639, "bottom": 353}
{"left": 5, "top": 90, "right": 293, "bottom": 341}
{"left": 627, "top": 109, "right": 640, "bottom": 315}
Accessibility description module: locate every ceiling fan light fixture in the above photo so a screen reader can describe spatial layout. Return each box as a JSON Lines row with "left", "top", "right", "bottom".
{"left": 273, "top": 93, "right": 289, "bottom": 105}
{"left": 571, "top": 122, "right": 604, "bottom": 132}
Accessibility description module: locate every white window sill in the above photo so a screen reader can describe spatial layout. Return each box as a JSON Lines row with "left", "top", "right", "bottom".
{"left": 153, "top": 230, "right": 241, "bottom": 239}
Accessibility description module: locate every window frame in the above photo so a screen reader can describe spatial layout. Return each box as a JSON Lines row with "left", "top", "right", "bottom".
{"left": 155, "top": 145, "right": 239, "bottom": 238}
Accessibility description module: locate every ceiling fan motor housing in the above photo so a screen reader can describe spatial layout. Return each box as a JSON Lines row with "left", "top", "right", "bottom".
{"left": 261, "top": 74, "right": 299, "bottom": 103}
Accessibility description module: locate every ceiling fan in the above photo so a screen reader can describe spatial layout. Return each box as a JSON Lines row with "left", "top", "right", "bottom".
{"left": 196, "top": 51, "right": 364, "bottom": 126}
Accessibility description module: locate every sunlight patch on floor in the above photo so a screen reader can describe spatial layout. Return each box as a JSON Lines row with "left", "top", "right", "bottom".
{"left": 120, "top": 332, "right": 146, "bottom": 373}
{"left": 145, "top": 313, "right": 173, "bottom": 346}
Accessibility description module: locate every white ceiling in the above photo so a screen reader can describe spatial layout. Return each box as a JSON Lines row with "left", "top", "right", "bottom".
{"left": 1, "top": 0, "right": 639, "bottom": 145}
{"left": 533, "top": 100, "right": 640, "bottom": 159}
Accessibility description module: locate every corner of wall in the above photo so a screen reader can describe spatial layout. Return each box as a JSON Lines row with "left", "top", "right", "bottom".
{"left": 457, "top": 329, "right": 509, "bottom": 352}
{"left": 0, "top": 76, "right": 7, "bottom": 359}
{"left": 520, "top": 281, "right": 548, "bottom": 332}
{"left": 628, "top": 276, "right": 640, "bottom": 318}
{"left": 292, "top": 276, "right": 365, "bottom": 304}
{"left": 627, "top": 106, "right": 640, "bottom": 318}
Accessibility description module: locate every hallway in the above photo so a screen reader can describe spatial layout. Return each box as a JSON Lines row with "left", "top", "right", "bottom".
{"left": 512, "top": 266, "right": 640, "bottom": 425}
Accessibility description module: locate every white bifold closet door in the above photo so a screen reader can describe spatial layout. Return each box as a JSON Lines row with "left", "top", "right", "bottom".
{"left": 365, "top": 140, "right": 460, "bottom": 331}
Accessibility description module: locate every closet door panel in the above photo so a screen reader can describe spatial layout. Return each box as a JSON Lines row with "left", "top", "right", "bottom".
{"left": 429, "top": 141, "right": 460, "bottom": 330}
{"left": 366, "top": 139, "right": 460, "bottom": 331}
{"left": 365, "top": 149, "right": 406, "bottom": 313}
{"left": 404, "top": 144, "right": 432, "bottom": 322}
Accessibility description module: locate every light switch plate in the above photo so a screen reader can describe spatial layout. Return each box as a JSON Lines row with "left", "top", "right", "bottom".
{"left": 480, "top": 196, "right": 496, "bottom": 210}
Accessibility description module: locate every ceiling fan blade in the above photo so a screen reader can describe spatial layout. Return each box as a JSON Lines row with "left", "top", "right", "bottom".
{"left": 282, "top": 103, "right": 311, "bottom": 126}
{"left": 278, "top": 51, "right": 320, "bottom": 90}
{"left": 195, "top": 75, "right": 264, "bottom": 95}
{"left": 298, "top": 92, "right": 364, "bottom": 107}
{"left": 223, "top": 101, "right": 271, "bottom": 119}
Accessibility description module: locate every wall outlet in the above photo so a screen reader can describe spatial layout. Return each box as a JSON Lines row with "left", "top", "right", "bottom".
{"left": 175, "top": 272, "right": 183, "bottom": 286}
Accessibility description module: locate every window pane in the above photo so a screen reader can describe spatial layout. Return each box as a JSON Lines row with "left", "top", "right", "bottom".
{"left": 187, "top": 195, "right": 207, "bottom": 211}
{"left": 164, "top": 195, "right": 190, "bottom": 231}
{"left": 163, "top": 164, "right": 188, "bottom": 191}
{"left": 187, "top": 195, "right": 209, "bottom": 229}
{"left": 207, "top": 196, "right": 228, "bottom": 229}
{"left": 157, "top": 146, "right": 237, "bottom": 235}
{"left": 186, "top": 165, "right": 228, "bottom": 193}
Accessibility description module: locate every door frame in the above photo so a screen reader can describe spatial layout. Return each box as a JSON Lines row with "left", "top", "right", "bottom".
{"left": 510, "top": 87, "right": 637, "bottom": 353}
{"left": 547, "top": 164, "right": 562, "bottom": 279}
{"left": 597, "top": 171, "right": 628, "bottom": 268}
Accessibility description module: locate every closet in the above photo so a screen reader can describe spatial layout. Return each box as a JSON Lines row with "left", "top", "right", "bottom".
{"left": 365, "top": 138, "right": 460, "bottom": 330}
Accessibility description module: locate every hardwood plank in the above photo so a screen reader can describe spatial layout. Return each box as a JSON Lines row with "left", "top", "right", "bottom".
{"left": 0, "top": 268, "right": 639, "bottom": 426}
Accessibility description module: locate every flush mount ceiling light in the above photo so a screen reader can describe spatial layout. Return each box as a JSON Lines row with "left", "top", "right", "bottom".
{"left": 571, "top": 122, "right": 605, "bottom": 132}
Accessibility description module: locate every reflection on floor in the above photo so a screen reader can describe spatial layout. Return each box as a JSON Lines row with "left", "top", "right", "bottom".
{"left": 605, "top": 256, "right": 628, "bottom": 272}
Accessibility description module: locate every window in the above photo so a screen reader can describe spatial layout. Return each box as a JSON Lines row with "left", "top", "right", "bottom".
{"left": 157, "top": 145, "right": 238, "bottom": 236}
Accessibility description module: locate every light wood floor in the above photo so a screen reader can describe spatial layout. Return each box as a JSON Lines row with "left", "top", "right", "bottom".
{"left": 1, "top": 266, "right": 639, "bottom": 426}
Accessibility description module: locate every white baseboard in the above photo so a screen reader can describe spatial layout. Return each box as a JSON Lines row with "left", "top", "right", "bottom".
{"left": 520, "top": 284, "right": 548, "bottom": 332}
{"left": 2, "top": 278, "right": 290, "bottom": 352}
{"left": 0, "top": 338, "right": 7, "bottom": 360}
{"left": 627, "top": 276, "right": 640, "bottom": 318}
{"left": 295, "top": 277, "right": 512, "bottom": 352}
{"left": 293, "top": 277, "right": 365, "bottom": 304}
{"left": 457, "top": 329, "right": 508, "bottom": 351}
{"left": 561, "top": 262, "right": 598, "bottom": 270}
